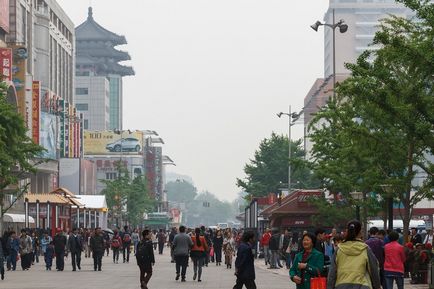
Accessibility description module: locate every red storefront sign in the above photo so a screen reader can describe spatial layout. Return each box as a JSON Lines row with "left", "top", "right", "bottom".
{"left": 0, "top": 48, "right": 12, "bottom": 81}
{"left": 32, "top": 81, "right": 40, "bottom": 144}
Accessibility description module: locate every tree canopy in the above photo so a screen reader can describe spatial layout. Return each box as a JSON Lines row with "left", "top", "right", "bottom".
{"left": 308, "top": 0, "right": 434, "bottom": 237}
{"left": 101, "top": 162, "right": 154, "bottom": 227}
{"left": 237, "top": 133, "right": 320, "bottom": 198}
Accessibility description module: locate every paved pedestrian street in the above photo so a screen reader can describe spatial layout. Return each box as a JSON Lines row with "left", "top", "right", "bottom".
{"left": 1, "top": 250, "right": 292, "bottom": 289}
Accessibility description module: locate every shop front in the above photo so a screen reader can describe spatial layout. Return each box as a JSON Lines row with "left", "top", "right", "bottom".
{"left": 261, "top": 189, "right": 323, "bottom": 232}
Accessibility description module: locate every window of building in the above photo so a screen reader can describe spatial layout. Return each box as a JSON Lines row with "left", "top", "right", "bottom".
{"left": 76, "top": 103, "right": 89, "bottom": 111}
{"left": 83, "top": 119, "right": 89, "bottom": 129}
{"left": 75, "top": 87, "right": 89, "bottom": 95}
{"left": 106, "top": 172, "right": 117, "bottom": 180}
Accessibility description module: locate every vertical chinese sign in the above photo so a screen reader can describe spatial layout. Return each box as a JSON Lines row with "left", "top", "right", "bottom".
{"left": 59, "top": 98, "right": 65, "bottom": 158}
{"left": 0, "top": 48, "right": 12, "bottom": 81}
{"left": 32, "top": 81, "right": 40, "bottom": 144}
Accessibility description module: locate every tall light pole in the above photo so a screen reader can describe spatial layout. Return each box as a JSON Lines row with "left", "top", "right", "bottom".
{"left": 311, "top": 9, "right": 348, "bottom": 97}
{"left": 277, "top": 106, "right": 302, "bottom": 195}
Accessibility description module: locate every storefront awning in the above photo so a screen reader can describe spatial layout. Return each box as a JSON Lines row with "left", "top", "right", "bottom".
{"left": 2, "top": 213, "right": 35, "bottom": 223}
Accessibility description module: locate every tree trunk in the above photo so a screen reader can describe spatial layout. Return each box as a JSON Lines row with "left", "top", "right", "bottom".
{"left": 362, "top": 191, "right": 368, "bottom": 239}
{"left": 402, "top": 141, "right": 415, "bottom": 242}
{"left": 0, "top": 196, "right": 3, "bottom": 235}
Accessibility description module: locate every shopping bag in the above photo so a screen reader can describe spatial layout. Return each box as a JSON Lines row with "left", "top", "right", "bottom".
{"left": 310, "top": 276, "right": 326, "bottom": 289}
{"left": 210, "top": 247, "right": 214, "bottom": 257}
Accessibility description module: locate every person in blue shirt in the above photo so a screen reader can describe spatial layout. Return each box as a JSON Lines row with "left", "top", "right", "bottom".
{"left": 7, "top": 231, "right": 19, "bottom": 271}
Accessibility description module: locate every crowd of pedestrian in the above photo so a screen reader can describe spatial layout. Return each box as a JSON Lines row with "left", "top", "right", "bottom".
{"left": 260, "top": 220, "right": 434, "bottom": 289}
{"left": 1, "top": 222, "right": 433, "bottom": 289}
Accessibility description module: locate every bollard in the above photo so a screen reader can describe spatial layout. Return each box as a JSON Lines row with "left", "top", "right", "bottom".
{"left": 430, "top": 259, "right": 434, "bottom": 289}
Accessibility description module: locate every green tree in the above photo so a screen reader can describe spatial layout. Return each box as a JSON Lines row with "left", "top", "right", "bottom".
{"left": 101, "top": 162, "right": 154, "bottom": 227}
{"left": 309, "top": 1, "right": 434, "bottom": 239}
{"left": 0, "top": 80, "right": 44, "bottom": 233}
{"left": 237, "top": 133, "right": 319, "bottom": 198}
{"left": 166, "top": 179, "right": 197, "bottom": 203}
{"left": 127, "top": 176, "right": 155, "bottom": 227}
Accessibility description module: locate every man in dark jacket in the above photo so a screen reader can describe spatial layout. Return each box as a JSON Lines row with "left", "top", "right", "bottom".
{"left": 53, "top": 229, "right": 67, "bottom": 271}
{"left": 234, "top": 231, "right": 256, "bottom": 289}
{"left": 136, "top": 229, "right": 155, "bottom": 289}
{"left": 269, "top": 229, "right": 282, "bottom": 269}
{"left": 169, "top": 227, "right": 177, "bottom": 263}
{"left": 365, "top": 227, "right": 385, "bottom": 285}
{"left": 90, "top": 227, "right": 105, "bottom": 271}
{"left": 67, "top": 228, "right": 83, "bottom": 271}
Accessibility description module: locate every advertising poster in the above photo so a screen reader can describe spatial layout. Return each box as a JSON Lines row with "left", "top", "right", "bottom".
{"left": 0, "top": 0, "right": 9, "bottom": 33}
{"left": 32, "top": 81, "right": 40, "bottom": 144}
{"left": 0, "top": 48, "right": 12, "bottom": 81}
{"left": 83, "top": 130, "right": 144, "bottom": 155}
{"left": 11, "top": 46, "right": 27, "bottom": 117}
{"left": 40, "top": 112, "right": 57, "bottom": 159}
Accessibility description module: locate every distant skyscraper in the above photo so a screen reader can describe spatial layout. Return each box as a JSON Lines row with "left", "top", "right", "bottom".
{"left": 75, "top": 7, "right": 134, "bottom": 130}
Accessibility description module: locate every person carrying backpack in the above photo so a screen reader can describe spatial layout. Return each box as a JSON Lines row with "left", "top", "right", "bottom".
{"left": 111, "top": 230, "right": 122, "bottom": 264}
{"left": 122, "top": 226, "right": 132, "bottom": 263}
{"left": 136, "top": 230, "right": 155, "bottom": 289}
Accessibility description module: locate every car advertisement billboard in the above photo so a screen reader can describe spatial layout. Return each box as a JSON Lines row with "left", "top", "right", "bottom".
{"left": 83, "top": 130, "right": 144, "bottom": 155}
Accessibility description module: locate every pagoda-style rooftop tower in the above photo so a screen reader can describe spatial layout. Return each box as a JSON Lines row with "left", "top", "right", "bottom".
{"left": 75, "top": 7, "right": 134, "bottom": 130}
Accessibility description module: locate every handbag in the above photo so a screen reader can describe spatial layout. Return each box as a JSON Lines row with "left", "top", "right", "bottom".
{"left": 210, "top": 247, "right": 214, "bottom": 257}
{"left": 310, "top": 269, "right": 326, "bottom": 289}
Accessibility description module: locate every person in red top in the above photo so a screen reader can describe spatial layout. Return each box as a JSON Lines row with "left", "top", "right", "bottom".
{"left": 190, "top": 228, "right": 209, "bottom": 282}
{"left": 384, "top": 231, "right": 406, "bottom": 289}
{"left": 111, "top": 230, "right": 123, "bottom": 264}
{"left": 260, "top": 228, "right": 271, "bottom": 266}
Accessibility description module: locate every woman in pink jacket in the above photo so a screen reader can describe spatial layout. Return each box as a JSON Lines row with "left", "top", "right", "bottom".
{"left": 384, "top": 231, "right": 406, "bottom": 289}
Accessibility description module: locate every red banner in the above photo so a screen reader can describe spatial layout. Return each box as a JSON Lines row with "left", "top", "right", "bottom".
{"left": 0, "top": 48, "right": 12, "bottom": 81}
{"left": 32, "top": 81, "right": 40, "bottom": 144}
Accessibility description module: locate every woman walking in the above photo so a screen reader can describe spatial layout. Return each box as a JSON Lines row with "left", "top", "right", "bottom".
{"left": 190, "top": 227, "right": 209, "bottom": 282}
{"left": 328, "top": 220, "right": 381, "bottom": 289}
{"left": 213, "top": 230, "right": 224, "bottom": 266}
{"left": 384, "top": 231, "right": 406, "bottom": 289}
{"left": 111, "top": 230, "right": 122, "bottom": 264}
{"left": 223, "top": 231, "right": 235, "bottom": 269}
{"left": 136, "top": 229, "right": 155, "bottom": 289}
{"left": 290, "top": 232, "right": 324, "bottom": 289}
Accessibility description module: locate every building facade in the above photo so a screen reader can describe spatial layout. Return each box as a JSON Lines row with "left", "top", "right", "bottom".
{"left": 75, "top": 75, "right": 110, "bottom": 130}
{"left": 75, "top": 7, "right": 134, "bottom": 131}
{"left": 323, "top": 0, "right": 414, "bottom": 78}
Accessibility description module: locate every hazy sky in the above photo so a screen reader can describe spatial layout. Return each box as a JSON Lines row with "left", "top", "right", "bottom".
{"left": 57, "top": 0, "right": 329, "bottom": 201}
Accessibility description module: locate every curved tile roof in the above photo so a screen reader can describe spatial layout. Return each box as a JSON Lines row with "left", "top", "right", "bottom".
{"left": 76, "top": 7, "right": 126, "bottom": 45}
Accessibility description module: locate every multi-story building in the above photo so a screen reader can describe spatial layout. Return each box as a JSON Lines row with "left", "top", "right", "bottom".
{"left": 6, "top": 0, "right": 76, "bottom": 195}
{"left": 304, "top": 0, "right": 415, "bottom": 156}
{"left": 75, "top": 7, "right": 134, "bottom": 131}
{"left": 323, "top": 0, "right": 414, "bottom": 78}
{"left": 75, "top": 76, "right": 110, "bottom": 130}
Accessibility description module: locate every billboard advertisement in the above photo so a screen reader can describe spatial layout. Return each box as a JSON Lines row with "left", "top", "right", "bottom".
{"left": 40, "top": 112, "right": 57, "bottom": 159}
{"left": 0, "top": 48, "right": 12, "bottom": 81}
{"left": 32, "top": 81, "right": 40, "bottom": 144}
{"left": 11, "top": 46, "right": 27, "bottom": 117}
{"left": 0, "top": 0, "right": 9, "bottom": 33}
{"left": 83, "top": 130, "right": 144, "bottom": 155}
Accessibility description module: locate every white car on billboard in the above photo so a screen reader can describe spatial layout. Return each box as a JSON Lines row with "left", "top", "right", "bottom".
{"left": 106, "top": 138, "right": 141, "bottom": 152}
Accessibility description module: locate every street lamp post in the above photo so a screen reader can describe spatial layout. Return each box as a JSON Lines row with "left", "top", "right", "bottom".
{"left": 277, "top": 106, "right": 302, "bottom": 195}
{"left": 350, "top": 191, "right": 364, "bottom": 221}
{"left": 311, "top": 9, "right": 348, "bottom": 97}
